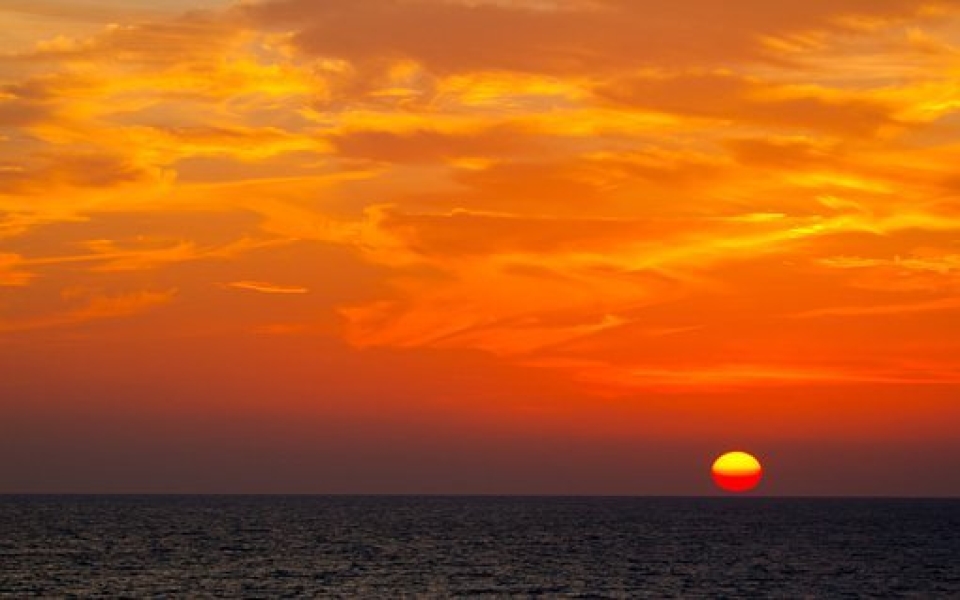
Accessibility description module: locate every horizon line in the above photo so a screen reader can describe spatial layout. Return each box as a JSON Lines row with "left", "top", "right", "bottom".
{"left": 2, "top": 492, "right": 958, "bottom": 500}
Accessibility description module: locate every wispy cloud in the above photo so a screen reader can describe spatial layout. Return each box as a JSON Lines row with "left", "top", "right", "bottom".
{"left": 0, "top": 289, "right": 175, "bottom": 333}
{"left": 226, "top": 280, "right": 309, "bottom": 294}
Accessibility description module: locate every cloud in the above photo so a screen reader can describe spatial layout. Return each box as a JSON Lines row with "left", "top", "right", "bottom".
{"left": 725, "top": 137, "right": 840, "bottom": 169}
{"left": 227, "top": 280, "right": 309, "bottom": 294}
{"left": 2, "top": 0, "right": 960, "bottom": 398}
{"left": 329, "top": 126, "right": 540, "bottom": 164}
{"left": 530, "top": 358, "right": 960, "bottom": 393}
{"left": 0, "top": 288, "right": 175, "bottom": 333}
{"left": 0, "top": 253, "right": 34, "bottom": 286}
{"left": 595, "top": 72, "right": 896, "bottom": 136}
{"left": 244, "top": 0, "right": 930, "bottom": 75}
{"left": 3, "top": 13, "right": 240, "bottom": 65}
{"left": 0, "top": 95, "right": 53, "bottom": 127}
{"left": 0, "top": 153, "right": 156, "bottom": 194}
{"left": 794, "top": 296, "right": 960, "bottom": 319}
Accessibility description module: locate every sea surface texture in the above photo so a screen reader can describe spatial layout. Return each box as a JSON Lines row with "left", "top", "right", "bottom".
{"left": 1, "top": 496, "right": 958, "bottom": 597}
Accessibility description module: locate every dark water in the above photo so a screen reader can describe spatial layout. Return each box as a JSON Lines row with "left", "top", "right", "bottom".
{"left": 1, "top": 496, "right": 958, "bottom": 598}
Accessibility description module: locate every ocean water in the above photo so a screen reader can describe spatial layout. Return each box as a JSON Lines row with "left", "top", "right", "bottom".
{"left": 1, "top": 496, "right": 958, "bottom": 598}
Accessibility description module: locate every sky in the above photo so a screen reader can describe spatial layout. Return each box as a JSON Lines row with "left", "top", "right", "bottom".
{"left": 1, "top": 0, "right": 959, "bottom": 495}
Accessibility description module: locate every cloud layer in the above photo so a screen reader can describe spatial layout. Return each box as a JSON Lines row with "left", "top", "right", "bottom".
{"left": 2, "top": 0, "right": 960, "bottom": 492}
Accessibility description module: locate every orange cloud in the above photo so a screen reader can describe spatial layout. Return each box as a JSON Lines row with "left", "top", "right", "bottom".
{"left": 244, "top": 0, "right": 932, "bottom": 74}
{"left": 596, "top": 72, "right": 897, "bottom": 136}
{"left": 0, "top": 288, "right": 175, "bottom": 333}
{"left": 0, "top": 253, "right": 33, "bottom": 286}
{"left": 227, "top": 280, "right": 309, "bottom": 294}
{"left": 1, "top": 0, "right": 960, "bottom": 427}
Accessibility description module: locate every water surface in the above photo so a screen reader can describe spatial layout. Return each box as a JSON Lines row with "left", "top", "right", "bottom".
{"left": 2, "top": 496, "right": 958, "bottom": 597}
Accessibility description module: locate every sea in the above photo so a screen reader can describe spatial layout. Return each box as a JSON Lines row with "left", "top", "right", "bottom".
{"left": 1, "top": 496, "right": 958, "bottom": 598}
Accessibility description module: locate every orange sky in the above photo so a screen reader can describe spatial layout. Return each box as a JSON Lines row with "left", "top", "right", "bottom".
{"left": 2, "top": 0, "right": 959, "bottom": 494}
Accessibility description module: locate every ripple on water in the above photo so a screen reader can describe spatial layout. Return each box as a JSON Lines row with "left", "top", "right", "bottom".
{"left": 0, "top": 496, "right": 958, "bottom": 597}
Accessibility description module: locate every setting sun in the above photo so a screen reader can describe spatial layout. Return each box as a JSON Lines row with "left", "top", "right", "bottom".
{"left": 712, "top": 451, "right": 763, "bottom": 493}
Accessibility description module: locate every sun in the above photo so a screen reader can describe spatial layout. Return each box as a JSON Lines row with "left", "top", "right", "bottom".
{"left": 712, "top": 451, "right": 763, "bottom": 493}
